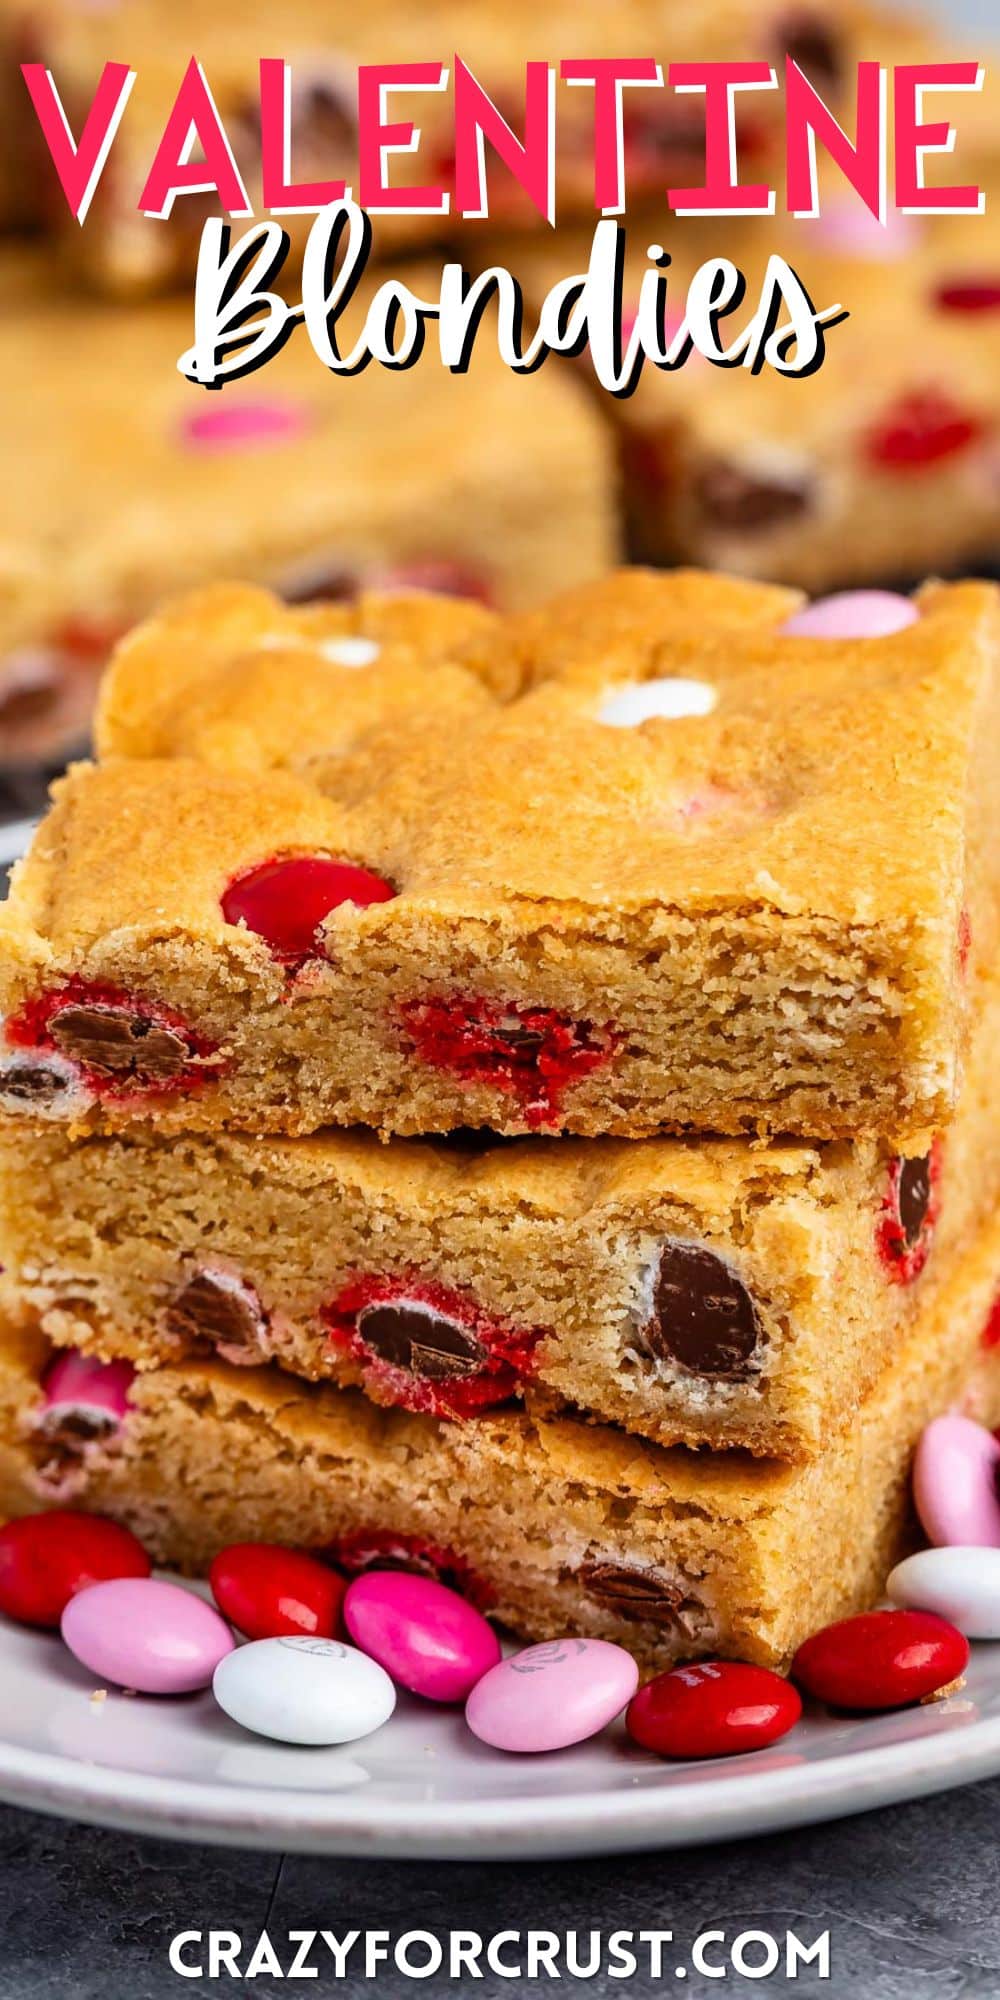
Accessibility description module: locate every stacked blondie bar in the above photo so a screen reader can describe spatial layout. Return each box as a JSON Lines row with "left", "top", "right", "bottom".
{"left": 0, "top": 565, "right": 997, "bottom": 1673}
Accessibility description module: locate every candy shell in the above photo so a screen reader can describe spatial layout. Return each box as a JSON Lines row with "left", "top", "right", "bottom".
{"left": 913, "top": 1414, "right": 1000, "bottom": 1548}
{"left": 180, "top": 397, "right": 309, "bottom": 451}
{"left": 221, "top": 854, "right": 396, "bottom": 963}
{"left": 780, "top": 591, "right": 918, "bottom": 640}
{"left": 343, "top": 1571, "right": 501, "bottom": 1703}
{"left": 626, "top": 1660, "right": 801, "bottom": 1760}
{"left": 320, "top": 636, "right": 381, "bottom": 669}
{"left": 792, "top": 1608, "right": 968, "bottom": 1711}
{"left": 812, "top": 202, "right": 918, "bottom": 260}
{"left": 598, "top": 678, "right": 717, "bottom": 728}
{"left": 934, "top": 277, "right": 1000, "bottom": 315}
{"left": 61, "top": 1577, "right": 234, "bottom": 1693}
{"left": 40, "top": 1351, "right": 134, "bottom": 1429}
{"left": 464, "top": 1637, "right": 638, "bottom": 1753}
{"left": 213, "top": 1635, "right": 396, "bottom": 1744}
{"left": 0, "top": 1510, "right": 150, "bottom": 1629}
{"left": 888, "top": 1547, "right": 1000, "bottom": 1639}
{"left": 209, "top": 1542, "right": 345, "bottom": 1642}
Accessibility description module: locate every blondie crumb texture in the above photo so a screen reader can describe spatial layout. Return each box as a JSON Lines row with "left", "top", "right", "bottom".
{"left": 0, "top": 570, "right": 996, "bottom": 1143}
{"left": 1, "top": 1209, "right": 998, "bottom": 1673}
{"left": 2, "top": 964, "right": 998, "bottom": 1457}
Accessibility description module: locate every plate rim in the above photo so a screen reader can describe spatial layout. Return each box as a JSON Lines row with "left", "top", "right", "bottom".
{"left": 2, "top": 1693, "right": 999, "bottom": 1857}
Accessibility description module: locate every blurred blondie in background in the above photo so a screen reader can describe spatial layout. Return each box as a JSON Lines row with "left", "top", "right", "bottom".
{"left": 0, "top": 0, "right": 996, "bottom": 836}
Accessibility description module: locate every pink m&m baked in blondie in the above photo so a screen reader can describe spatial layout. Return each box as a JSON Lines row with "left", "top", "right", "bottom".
{"left": 0, "top": 568, "right": 995, "bottom": 1143}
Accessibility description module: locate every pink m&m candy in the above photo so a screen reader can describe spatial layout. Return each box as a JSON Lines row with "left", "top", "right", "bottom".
{"left": 180, "top": 397, "right": 309, "bottom": 452}
{"left": 465, "top": 1637, "right": 639, "bottom": 1753}
{"left": 344, "top": 1571, "right": 500, "bottom": 1703}
{"left": 780, "top": 591, "right": 919, "bottom": 640}
{"left": 61, "top": 1577, "right": 235, "bottom": 1694}
{"left": 914, "top": 1414, "right": 1000, "bottom": 1548}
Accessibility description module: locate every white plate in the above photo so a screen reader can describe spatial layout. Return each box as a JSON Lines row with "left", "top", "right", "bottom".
{"left": 1, "top": 1590, "right": 999, "bottom": 1857}
{"left": 0, "top": 818, "right": 36, "bottom": 871}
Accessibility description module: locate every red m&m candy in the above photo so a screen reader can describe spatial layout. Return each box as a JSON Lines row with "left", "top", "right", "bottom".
{"left": 863, "top": 388, "right": 984, "bottom": 470}
{"left": 933, "top": 277, "right": 1000, "bottom": 315}
{"left": 0, "top": 1509, "right": 151, "bottom": 1629}
{"left": 792, "top": 1608, "right": 968, "bottom": 1711}
{"left": 221, "top": 854, "right": 396, "bottom": 965}
{"left": 626, "top": 1660, "right": 801, "bottom": 1760}
{"left": 209, "top": 1541, "right": 346, "bottom": 1641}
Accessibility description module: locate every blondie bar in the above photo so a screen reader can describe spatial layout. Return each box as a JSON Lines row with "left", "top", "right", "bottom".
{"left": 486, "top": 204, "right": 1000, "bottom": 593}
{"left": 0, "top": 250, "right": 616, "bottom": 786}
{"left": 5, "top": 0, "right": 853, "bottom": 295}
{"left": 0, "top": 569, "right": 995, "bottom": 1143}
{"left": 2, "top": 1208, "right": 998, "bottom": 1673}
{"left": 3, "top": 958, "right": 998, "bottom": 1458}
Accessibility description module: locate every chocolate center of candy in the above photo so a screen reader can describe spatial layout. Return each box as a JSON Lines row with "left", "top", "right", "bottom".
{"left": 39, "top": 1408, "right": 116, "bottom": 1449}
{"left": 296, "top": 77, "right": 358, "bottom": 149}
{"left": 898, "top": 1154, "right": 932, "bottom": 1247}
{"left": 694, "top": 460, "right": 813, "bottom": 534}
{"left": 777, "top": 15, "right": 844, "bottom": 93}
{"left": 0, "top": 1061, "right": 74, "bottom": 1108}
{"left": 646, "top": 1242, "right": 762, "bottom": 1379}
{"left": 49, "top": 1005, "right": 191, "bottom": 1080}
{"left": 495, "top": 1017, "right": 546, "bottom": 1056}
{"left": 578, "top": 1562, "right": 689, "bottom": 1628}
{"left": 0, "top": 661, "right": 62, "bottom": 727}
{"left": 164, "top": 1272, "right": 266, "bottom": 1355}
{"left": 356, "top": 1301, "right": 486, "bottom": 1381}
{"left": 278, "top": 558, "right": 360, "bottom": 605}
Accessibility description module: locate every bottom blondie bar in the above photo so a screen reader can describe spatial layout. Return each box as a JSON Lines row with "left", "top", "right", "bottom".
{"left": 1, "top": 1212, "right": 998, "bottom": 1674}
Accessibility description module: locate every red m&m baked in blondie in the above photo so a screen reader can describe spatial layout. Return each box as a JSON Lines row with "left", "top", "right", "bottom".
{"left": 0, "top": 568, "right": 995, "bottom": 1143}
{"left": 3, "top": 956, "right": 998, "bottom": 1458}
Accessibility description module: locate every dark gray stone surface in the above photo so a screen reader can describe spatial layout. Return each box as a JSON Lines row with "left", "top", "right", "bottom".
{"left": 2, "top": 1781, "right": 1000, "bottom": 1997}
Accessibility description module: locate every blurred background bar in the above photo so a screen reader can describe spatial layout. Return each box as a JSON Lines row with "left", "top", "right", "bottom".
{"left": 2, "top": 0, "right": 997, "bottom": 854}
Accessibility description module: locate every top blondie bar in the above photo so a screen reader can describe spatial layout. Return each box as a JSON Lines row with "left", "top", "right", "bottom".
{"left": 0, "top": 567, "right": 996, "bottom": 1143}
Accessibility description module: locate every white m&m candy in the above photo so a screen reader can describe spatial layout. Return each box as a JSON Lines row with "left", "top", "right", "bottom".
{"left": 597, "top": 678, "right": 718, "bottom": 728}
{"left": 320, "top": 636, "right": 381, "bottom": 669}
{"left": 887, "top": 1547, "right": 1000, "bottom": 1640}
{"left": 213, "top": 1635, "right": 396, "bottom": 1745}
